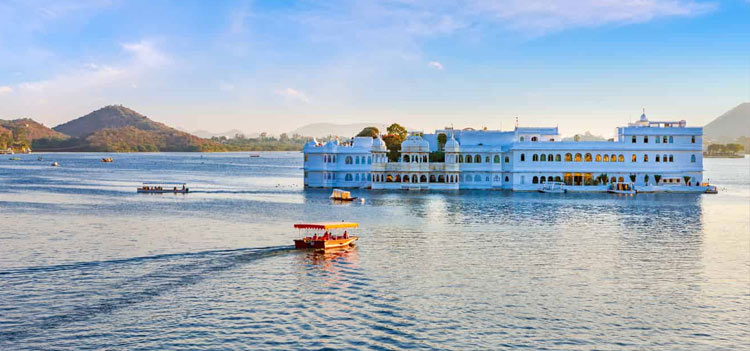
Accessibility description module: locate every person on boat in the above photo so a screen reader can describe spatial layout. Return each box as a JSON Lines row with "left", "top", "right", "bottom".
{"left": 343, "top": 231, "right": 348, "bottom": 239}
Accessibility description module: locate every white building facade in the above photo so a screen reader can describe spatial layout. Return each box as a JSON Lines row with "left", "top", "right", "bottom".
{"left": 303, "top": 113, "right": 706, "bottom": 192}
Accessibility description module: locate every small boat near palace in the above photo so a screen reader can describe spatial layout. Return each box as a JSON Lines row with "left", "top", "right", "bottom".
{"left": 101, "top": 157, "right": 114, "bottom": 163}
{"left": 293, "top": 222, "right": 359, "bottom": 250}
{"left": 330, "top": 189, "right": 357, "bottom": 201}
{"left": 539, "top": 182, "right": 566, "bottom": 193}
{"left": 250, "top": 154, "right": 261, "bottom": 158}
{"left": 9, "top": 157, "right": 21, "bottom": 160}
{"left": 51, "top": 162, "right": 59, "bottom": 167}
{"left": 137, "top": 182, "right": 189, "bottom": 194}
{"left": 608, "top": 182, "right": 635, "bottom": 195}
{"left": 704, "top": 185, "right": 718, "bottom": 194}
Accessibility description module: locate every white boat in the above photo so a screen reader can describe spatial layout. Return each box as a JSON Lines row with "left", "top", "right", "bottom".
{"left": 608, "top": 182, "right": 635, "bottom": 195}
{"left": 539, "top": 182, "right": 566, "bottom": 193}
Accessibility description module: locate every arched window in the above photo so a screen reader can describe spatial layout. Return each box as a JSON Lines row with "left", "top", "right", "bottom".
{"left": 610, "top": 154, "right": 616, "bottom": 162}
{"left": 575, "top": 153, "right": 582, "bottom": 162}
{"left": 632, "top": 136, "right": 636, "bottom": 143}
{"left": 367, "top": 156, "right": 372, "bottom": 164}
{"left": 410, "top": 175, "right": 416, "bottom": 183}
{"left": 644, "top": 154, "right": 649, "bottom": 162}
{"left": 555, "top": 154, "right": 561, "bottom": 162}
{"left": 541, "top": 154, "right": 547, "bottom": 162}
{"left": 421, "top": 175, "right": 427, "bottom": 183}
{"left": 531, "top": 136, "right": 538, "bottom": 142}
{"left": 438, "top": 175, "right": 445, "bottom": 183}
{"left": 368, "top": 174, "right": 372, "bottom": 181}
{"left": 691, "top": 136, "right": 695, "bottom": 143}
{"left": 345, "top": 173, "right": 353, "bottom": 181}
{"left": 584, "top": 153, "right": 592, "bottom": 162}
{"left": 423, "top": 155, "right": 428, "bottom": 163}
{"left": 466, "top": 155, "right": 472, "bottom": 163}
{"left": 521, "top": 154, "right": 526, "bottom": 162}
{"left": 610, "top": 176, "right": 616, "bottom": 183}
{"left": 669, "top": 155, "right": 674, "bottom": 162}
{"left": 475, "top": 155, "right": 481, "bottom": 163}
{"left": 632, "top": 154, "right": 636, "bottom": 162}
{"left": 595, "top": 154, "right": 602, "bottom": 162}
{"left": 504, "top": 156, "right": 509, "bottom": 163}
{"left": 603, "top": 155, "right": 609, "bottom": 162}
{"left": 458, "top": 155, "right": 463, "bottom": 163}
{"left": 540, "top": 177, "right": 546, "bottom": 183}
{"left": 656, "top": 155, "right": 660, "bottom": 162}
{"left": 494, "top": 175, "right": 499, "bottom": 182}
{"left": 555, "top": 176, "right": 562, "bottom": 182}
{"left": 618, "top": 176, "right": 624, "bottom": 182}
{"left": 465, "top": 174, "right": 472, "bottom": 182}
{"left": 394, "top": 175, "right": 401, "bottom": 182}
{"left": 345, "top": 156, "right": 353, "bottom": 164}
{"left": 691, "top": 154, "right": 696, "bottom": 162}
{"left": 644, "top": 136, "right": 649, "bottom": 143}
{"left": 505, "top": 176, "right": 509, "bottom": 182}
{"left": 548, "top": 154, "right": 554, "bottom": 162}
{"left": 403, "top": 155, "right": 410, "bottom": 163}
{"left": 663, "top": 154, "right": 668, "bottom": 162}
{"left": 547, "top": 176, "right": 553, "bottom": 182}
{"left": 494, "top": 155, "right": 501, "bottom": 163}
{"left": 520, "top": 136, "right": 525, "bottom": 142}
{"left": 669, "top": 136, "right": 673, "bottom": 143}
{"left": 618, "top": 155, "right": 624, "bottom": 162}
{"left": 475, "top": 175, "right": 481, "bottom": 182}
{"left": 656, "top": 136, "right": 661, "bottom": 144}
{"left": 532, "top": 176, "right": 539, "bottom": 184}
{"left": 532, "top": 154, "right": 539, "bottom": 162}
{"left": 565, "top": 153, "right": 572, "bottom": 162}
{"left": 355, "top": 174, "right": 360, "bottom": 181}
{"left": 661, "top": 136, "right": 666, "bottom": 143}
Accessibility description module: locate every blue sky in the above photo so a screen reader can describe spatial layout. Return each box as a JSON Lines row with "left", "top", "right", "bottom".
{"left": 0, "top": 0, "right": 747, "bottom": 137}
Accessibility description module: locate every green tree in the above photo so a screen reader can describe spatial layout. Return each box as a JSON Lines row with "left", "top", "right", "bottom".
{"left": 726, "top": 143, "right": 744, "bottom": 154}
{"left": 382, "top": 134, "right": 403, "bottom": 162}
{"left": 629, "top": 174, "right": 636, "bottom": 183}
{"left": 683, "top": 175, "right": 691, "bottom": 185}
{"left": 644, "top": 174, "right": 650, "bottom": 185}
{"left": 437, "top": 133, "right": 447, "bottom": 151}
{"left": 654, "top": 174, "right": 662, "bottom": 184}
{"left": 356, "top": 127, "right": 380, "bottom": 138}
{"left": 279, "top": 133, "right": 290, "bottom": 143}
{"left": 386, "top": 123, "right": 407, "bottom": 140}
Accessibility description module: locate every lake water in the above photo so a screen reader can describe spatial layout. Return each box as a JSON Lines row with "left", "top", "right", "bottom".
{"left": 0, "top": 153, "right": 748, "bottom": 350}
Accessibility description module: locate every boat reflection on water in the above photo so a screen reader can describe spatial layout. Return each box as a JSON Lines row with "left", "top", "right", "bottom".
{"left": 302, "top": 245, "right": 359, "bottom": 266}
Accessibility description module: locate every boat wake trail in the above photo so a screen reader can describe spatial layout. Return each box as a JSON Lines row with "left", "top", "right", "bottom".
{"left": 0, "top": 246, "right": 294, "bottom": 344}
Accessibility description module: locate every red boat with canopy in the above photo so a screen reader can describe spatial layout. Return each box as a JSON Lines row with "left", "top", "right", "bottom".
{"left": 293, "top": 222, "right": 359, "bottom": 250}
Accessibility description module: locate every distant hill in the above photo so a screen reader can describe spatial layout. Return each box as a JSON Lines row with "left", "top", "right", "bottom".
{"left": 33, "top": 105, "right": 226, "bottom": 152}
{"left": 0, "top": 118, "right": 68, "bottom": 140}
{"left": 562, "top": 131, "right": 607, "bottom": 142}
{"left": 291, "top": 123, "right": 393, "bottom": 138}
{"left": 704, "top": 103, "right": 750, "bottom": 142}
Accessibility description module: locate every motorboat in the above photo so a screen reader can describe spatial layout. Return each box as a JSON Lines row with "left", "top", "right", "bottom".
{"left": 293, "top": 222, "right": 359, "bottom": 250}
{"left": 539, "top": 182, "right": 566, "bottom": 193}
{"left": 137, "top": 182, "right": 189, "bottom": 194}
{"left": 51, "top": 162, "right": 59, "bottom": 167}
{"left": 608, "top": 182, "right": 635, "bottom": 195}
{"left": 101, "top": 157, "right": 114, "bottom": 163}
{"left": 704, "top": 185, "right": 718, "bottom": 194}
{"left": 330, "top": 189, "right": 357, "bottom": 201}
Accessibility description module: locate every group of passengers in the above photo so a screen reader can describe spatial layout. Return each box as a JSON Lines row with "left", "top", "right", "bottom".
{"left": 310, "top": 231, "right": 349, "bottom": 241}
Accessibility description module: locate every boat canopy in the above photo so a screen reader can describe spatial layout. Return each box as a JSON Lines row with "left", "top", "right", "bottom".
{"left": 294, "top": 222, "right": 359, "bottom": 230}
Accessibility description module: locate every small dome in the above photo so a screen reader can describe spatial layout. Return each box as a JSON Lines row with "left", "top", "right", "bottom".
{"left": 640, "top": 108, "right": 648, "bottom": 122}
{"left": 400, "top": 134, "right": 429, "bottom": 153}
{"left": 444, "top": 135, "right": 459, "bottom": 152}
{"left": 372, "top": 136, "right": 386, "bottom": 151}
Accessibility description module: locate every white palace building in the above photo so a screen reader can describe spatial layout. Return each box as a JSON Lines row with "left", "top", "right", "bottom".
{"left": 303, "top": 112, "right": 708, "bottom": 192}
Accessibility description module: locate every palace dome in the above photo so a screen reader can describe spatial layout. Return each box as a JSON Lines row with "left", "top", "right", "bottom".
{"left": 400, "top": 134, "right": 429, "bottom": 153}
{"left": 371, "top": 136, "right": 386, "bottom": 151}
{"left": 444, "top": 135, "right": 459, "bottom": 152}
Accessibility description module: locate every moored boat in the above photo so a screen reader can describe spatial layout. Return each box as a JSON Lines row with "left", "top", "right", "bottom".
{"left": 293, "top": 222, "right": 359, "bottom": 250}
{"left": 539, "top": 182, "right": 566, "bottom": 193}
{"left": 101, "top": 157, "right": 114, "bottom": 163}
{"left": 137, "top": 182, "right": 189, "bottom": 194}
{"left": 608, "top": 182, "right": 635, "bottom": 195}
{"left": 330, "top": 189, "right": 357, "bottom": 201}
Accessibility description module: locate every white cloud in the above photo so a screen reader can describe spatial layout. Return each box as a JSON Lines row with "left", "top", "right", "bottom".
{"left": 121, "top": 40, "right": 168, "bottom": 66}
{"left": 467, "top": 0, "right": 717, "bottom": 34}
{"left": 275, "top": 88, "right": 311, "bottom": 103}
{"left": 0, "top": 86, "right": 13, "bottom": 95}
{"left": 428, "top": 61, "right": 444, "bottom": 70}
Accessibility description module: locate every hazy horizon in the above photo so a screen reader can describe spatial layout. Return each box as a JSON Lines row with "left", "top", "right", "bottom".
{"left": 1, "top": 0, "right": 748, "bottom": 138}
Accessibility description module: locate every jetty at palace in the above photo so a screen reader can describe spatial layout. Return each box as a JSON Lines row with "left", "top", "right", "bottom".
{"left": 303, "top": 112, "right": 710, "bottom": 193}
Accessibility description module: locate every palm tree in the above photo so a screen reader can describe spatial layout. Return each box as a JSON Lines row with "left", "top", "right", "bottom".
{"left": 629, "top": 174, "right": 636, "bottom": 183}
{"left": 654, "top": 174, "right": 662, "bottom": 184}
{"left": 644, "top": 174, "right": 650, "bottom": 185}
{"left": 683, "top": 175, "right": 691, "bottom": 185}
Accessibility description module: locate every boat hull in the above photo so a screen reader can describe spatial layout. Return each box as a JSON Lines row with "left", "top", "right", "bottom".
{"left": 137, "top": 189, "right": 189, "bottom": 194}
{"left": 607, "top": 190, "right": 635, "bottom": 195}
{"left": 294, "top": 237, "right": 358, "bottom": 250}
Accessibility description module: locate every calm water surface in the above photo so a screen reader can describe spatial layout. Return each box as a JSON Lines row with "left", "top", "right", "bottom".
{"left": 0, "top": 153, "right": 748, "bottom": 350}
